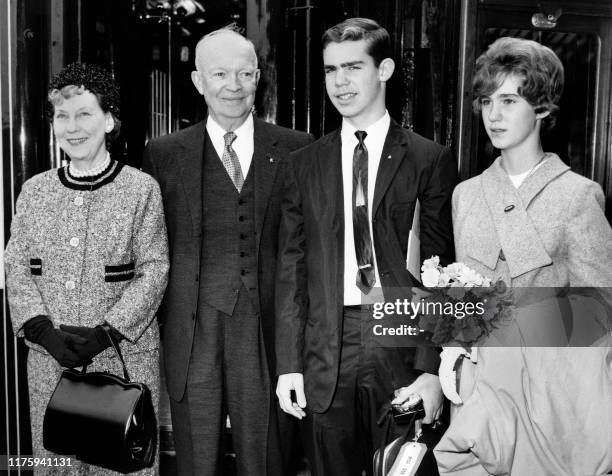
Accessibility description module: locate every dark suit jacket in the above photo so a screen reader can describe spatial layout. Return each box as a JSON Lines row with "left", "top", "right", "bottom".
{"left": 142, "top": 118, "right": 313, "bottom": 401}
{"left": 275, "top": 120, "right": 458, "bottom": 413}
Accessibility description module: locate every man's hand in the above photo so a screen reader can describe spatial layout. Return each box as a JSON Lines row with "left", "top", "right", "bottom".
{"left": 276, "top": 373, "right": 307, "bottom": 419}
{"left": 392, "top": 372, "right": 443, "bottom": 424}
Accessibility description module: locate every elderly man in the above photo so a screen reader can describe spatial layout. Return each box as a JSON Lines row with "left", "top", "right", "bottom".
{"left": 142, "top": 26, "right": 312, "bottom": 476}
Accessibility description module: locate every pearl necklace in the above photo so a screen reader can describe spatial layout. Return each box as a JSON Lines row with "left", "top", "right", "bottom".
{"left": 69, "top": 153, "right": 111, "bottom": 178}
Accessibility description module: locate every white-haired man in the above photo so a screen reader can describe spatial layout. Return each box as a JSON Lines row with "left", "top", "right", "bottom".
{"left": 142, "top": 26, "right": 313, "bottom": 475}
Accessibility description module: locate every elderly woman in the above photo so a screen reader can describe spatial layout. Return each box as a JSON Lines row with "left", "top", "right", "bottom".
{"left": 433, "top": 38, "right": 612, "bottom": 475}
{"left": 4, "top": 63, "right": 169, "bottom": 475}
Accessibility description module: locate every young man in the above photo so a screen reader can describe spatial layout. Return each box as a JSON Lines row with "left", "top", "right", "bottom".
{"left": 142, "top": 26, "right": 312, "bottom": 476}
{"left": 275, "top": 17, "right": 458, "bottom": 474}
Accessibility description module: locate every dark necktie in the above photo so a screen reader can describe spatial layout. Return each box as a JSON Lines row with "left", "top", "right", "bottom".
{"left": 352, "top": 130, "right": 376, "bottom": 294}
{"left": 222, "top": 131, "right": 245, "bottom": 192}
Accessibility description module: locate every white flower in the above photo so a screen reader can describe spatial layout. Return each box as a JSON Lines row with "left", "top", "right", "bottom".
{"left": 422, "top": 267, "right": 441, "bottom": 287}
{"left": 422, "top": 256, "right": 440, "bottom": 272}
{"left": 421, "top": 256, "right": 442, "bottom": 287}
{"left": 438, "top": 272, "right": 451, "bottom": 287}
{"left": 444, "top": 262, "right": 465, "bottom": 280}
{"left": 456, "top": 266, "right": 485, "bottom": 286}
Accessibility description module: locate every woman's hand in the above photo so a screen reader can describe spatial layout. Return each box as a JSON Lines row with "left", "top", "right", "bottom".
{"left": 23, "top": 316, "right": 88, "bottom": 367}
{"left": 59, "top": 325, "right": 115, "bottom": 361}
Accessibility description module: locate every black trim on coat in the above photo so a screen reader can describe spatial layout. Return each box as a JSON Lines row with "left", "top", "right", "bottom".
{"left": 58, "top": 160, "right": 124, "bottom": 191}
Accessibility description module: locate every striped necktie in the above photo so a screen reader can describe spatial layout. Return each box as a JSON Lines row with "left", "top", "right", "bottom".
{"left": 222, "top": 131, "right": 245, "bottom": 192}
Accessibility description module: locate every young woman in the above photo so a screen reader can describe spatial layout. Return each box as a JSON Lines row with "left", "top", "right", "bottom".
{"left": 433, "top": 37, "right": 612, "bottom": 475}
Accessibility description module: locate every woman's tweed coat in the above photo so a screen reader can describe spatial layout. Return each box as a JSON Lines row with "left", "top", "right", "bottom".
{"left": 435, "top": 153, "right": 612, "bottom": 475}
{"left": 4, "top": 161, "right": 169, "bottom": 475}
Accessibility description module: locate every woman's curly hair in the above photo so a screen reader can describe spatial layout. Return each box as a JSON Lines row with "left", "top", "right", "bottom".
{"left": 47, "top": 62, "right": 121, "bottom": 144}
{"left": 472, "top": 37, "right": 564, "bottom": 130}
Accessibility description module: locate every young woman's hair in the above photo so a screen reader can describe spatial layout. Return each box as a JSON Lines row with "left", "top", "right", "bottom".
{"left": 472, "top": 37, "right": 564, "bottom": 129}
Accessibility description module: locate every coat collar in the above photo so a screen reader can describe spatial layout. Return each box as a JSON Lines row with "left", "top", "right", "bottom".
{"left": 476, "top": 153, "right": 569, "bottom": 278}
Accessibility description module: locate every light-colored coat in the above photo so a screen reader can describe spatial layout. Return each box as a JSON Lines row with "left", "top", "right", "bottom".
{"left": 435, "top": 153, "right": 612, "bottom": 476}
{"left": 4, "top": 162, "right": 169, "bottom": 475}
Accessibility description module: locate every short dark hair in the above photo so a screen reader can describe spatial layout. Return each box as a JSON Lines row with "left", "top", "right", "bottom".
{"left": 321, "top": 17, "right": 391, "bottom": 67}
{"left": 48, "top": 62, "right": 121, "bottom": 144}
{"left": 472, "top": 37, "right": 564, "bottom": 130}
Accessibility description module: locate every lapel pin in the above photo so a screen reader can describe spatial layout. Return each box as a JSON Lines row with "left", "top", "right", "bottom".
{"left": 387, "top": 154, "right": 392, "bottom": 159}
{"left": 268, "top": 156, "right": 275, "bottom": 164}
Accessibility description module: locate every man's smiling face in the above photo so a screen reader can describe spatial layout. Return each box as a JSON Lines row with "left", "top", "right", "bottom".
{"left": 323, "top": 39, "right": 388, "bottom": 129}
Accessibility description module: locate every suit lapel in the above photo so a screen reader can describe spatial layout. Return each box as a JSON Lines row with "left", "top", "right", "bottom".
{"left": 177, "top": 121, "right": 206, "bottom": 239}
{"left": 253, "top": 118, "right": 280, "bottom": 251}
{"left": 372, "top": 121, "right": 408, "bottom": 216}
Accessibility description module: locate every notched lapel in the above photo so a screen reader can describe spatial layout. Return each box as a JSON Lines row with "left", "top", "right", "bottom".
{"left": 253, "top": 119, "right": 280, "bottom": 250}
{"left": 373, "top": 122, "right": 408, "bottom": 215}
{"left": 177, "top": 123, "right": 206, "bottom": 239}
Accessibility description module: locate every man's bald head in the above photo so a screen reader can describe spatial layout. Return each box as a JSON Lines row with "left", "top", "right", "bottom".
{"left": 194, "top": 26, "right": 258, "bottom": 71}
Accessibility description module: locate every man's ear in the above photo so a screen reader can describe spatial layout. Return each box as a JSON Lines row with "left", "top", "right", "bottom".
{"left": 254, "top": 69, "right": 261, "bottom": 85}
{"left": 378, "top": 58, "right": 395, "bottom": 82}
{"left": 191, "top": 70, "right": 204, "bottom": 95}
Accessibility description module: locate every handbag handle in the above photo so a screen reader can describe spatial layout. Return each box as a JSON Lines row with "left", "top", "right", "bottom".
{"left": 81, "top": 324, "right": 131, "bottom": 382}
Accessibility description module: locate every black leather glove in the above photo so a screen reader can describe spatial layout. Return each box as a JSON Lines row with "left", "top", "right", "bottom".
{"left": 59, "top": 324, "right": 123, "bottom": 361}
{"left": 23, "top": 315, "right": 89, "bottom": 367}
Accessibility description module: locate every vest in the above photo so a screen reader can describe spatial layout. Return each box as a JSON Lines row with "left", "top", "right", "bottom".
{"left": 199, "top": 133, "right": 258, "bottom": 315}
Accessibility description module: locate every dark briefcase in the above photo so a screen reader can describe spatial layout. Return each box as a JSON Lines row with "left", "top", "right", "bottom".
{"left": 43, "top": 327, "right": 157, "bottom": 474}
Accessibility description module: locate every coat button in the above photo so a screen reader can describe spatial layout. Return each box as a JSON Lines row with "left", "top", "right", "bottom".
{"left": 65, "top": 280, "right": 76, "bottom": 290}
{"left": 69, "top": 237, "right": 80, "bottom": 247}
{"left": 74, "top": 196, "right": 84, "bottom": 206}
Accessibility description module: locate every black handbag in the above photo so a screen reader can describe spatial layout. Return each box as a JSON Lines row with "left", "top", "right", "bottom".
{"left": 43, "top": 326, "right": 157, "bottom": 474}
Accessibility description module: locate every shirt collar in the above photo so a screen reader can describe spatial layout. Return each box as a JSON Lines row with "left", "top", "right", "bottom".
{"left": 340, "top": 111, "right": 390, "bottom": 143}
{"left": 206, "top": 114, "right": 254, "bottom": 142}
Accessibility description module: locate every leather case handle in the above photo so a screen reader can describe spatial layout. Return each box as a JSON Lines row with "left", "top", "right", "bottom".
{"left": 81, "top": 324, "right": 131, "bottom": 381}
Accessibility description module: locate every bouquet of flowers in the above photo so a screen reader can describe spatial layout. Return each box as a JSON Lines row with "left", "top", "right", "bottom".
{"left": 416, "top": 256, "right": 513, "bottom": 404}
{"left": 416, "top": 256, "right": 512, "bottom": 347}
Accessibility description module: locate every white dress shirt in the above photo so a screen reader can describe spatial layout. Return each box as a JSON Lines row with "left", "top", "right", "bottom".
{"left": 341, "top": 111, "right": 390, "bottom": 305}
{"left": 206, "top": 114, "right": 255, "bottom": 177}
